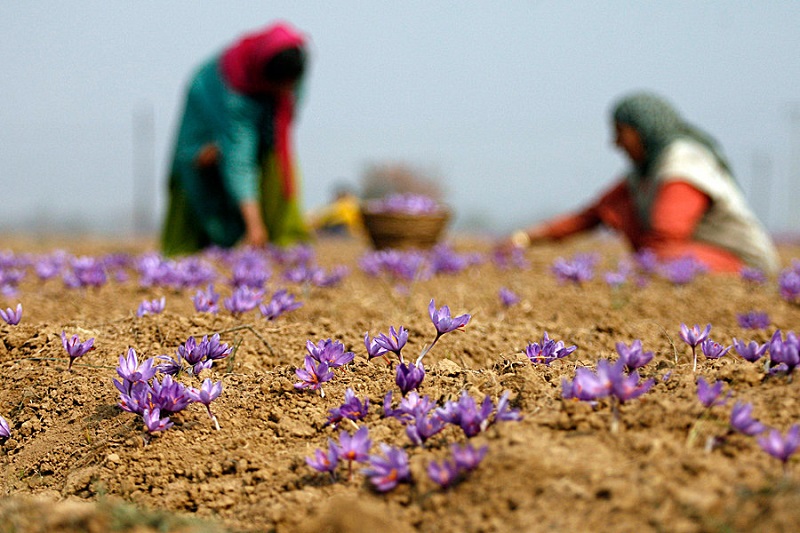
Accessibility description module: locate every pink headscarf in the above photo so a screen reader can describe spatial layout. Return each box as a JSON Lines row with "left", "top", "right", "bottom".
{"left": 220, "top": 22, "right": 306, "bottom": 199}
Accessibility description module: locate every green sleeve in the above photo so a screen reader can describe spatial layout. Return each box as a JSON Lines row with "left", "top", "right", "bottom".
{"left": 219, "top": 91, "right": 262, "bottom": 204}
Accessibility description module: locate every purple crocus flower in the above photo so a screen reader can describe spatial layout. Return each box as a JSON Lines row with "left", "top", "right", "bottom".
{"left": 524, "top": 332, "right": 577, "bottom": 366}
{"left": 660, "top": 256, "right": 706, "bottom": 285}
{"left": 383, "top": 390, "right": 436, "bottom": 423}
{"left": 117, "top": 381, "right": 151, "bottom": 414}
{"left": 610, "top": 368, "right": 655, "bottom": 403}
{"left": 740, "top": 266, "right": 767, "bottom": 285}
{"left": 732, "top": 338, "right": 768, "bottom": 363}
{"left": 696, "top": 377, "right": 729, "bottom": 408}
{"left": 259, "top": 289, "right": 302, "bottom": 321}
{"left": 680, "top": 323, "right": 711, "bottom": 372}
{"left": 306, "top": 338, "right": 355, "bottom": 368}
{"left": 306, "top": 444, "right": 339, "bottom": 476}
{"left": 495, "top": 391, "right": 522, "bottom": 422}
{"left": 730, "top": 402, "right": 766, "bottom": 436}
{"left": 550, "top": 253, "right": 597, "bottom": 284}
{"left": 326, "top": 388, "right": 370, "bottom": 428}
{"left": 0, "top": 303, "right": 22, "bottom": 326}
{"left": 451, "top": 442, "right": 488, "bottom": 472}
{"left": 155, "top": 354, "right": 183, "bottom": 376}
{"left": 615, "top": 339, "right": 654, "bottom": 372}
{"left": 768, "top": 330, "right": 800, "bottom": 375}
{"left": 187, "top": 378, "right": 223, "bottom": 430}
{"left": 758, "top": 425, "right": 800, "bottom": 471}
{"left": 0, "top": 415, "right": 10, "bottom": 439}
{"left": 150, "top": 374, "right": 193, "bottom": 414}
{"left": 362, "top": 444, "right": 411, "bottom": 492}
{"left": 427, "top": 458, "right": 461, "bottom": 489}
{"left": 428, "top": 299, "right": 471, "bottom": 336}
{"left": 778, "top": 267, "right": 800, "bottom": 303}
{"left": 223, "top": 286, "right": 263, "bottom": 315}
{"left": 736, "top": 311, "right": 770, "bottom": 330}
{"left": 364, "top": 332, "right": 389, "bottom": 361}
{"left": 700, "top": 339, "right": 732, "bottom": 360}
{"left": 192, "top": 284, "right": 219, "bottom": 314}
{"left": 332, "top": 426, "right": 372, "bottom": 466}
{"left": 294, "top": 355, "right": 334, "bottom": 397}
{"left": 436, "top": 391, "right": 494, "bottom": 438}
{"left": 405, "top": 411, "right": 446, "bottom": 446}
{"left": 61, "top": 331, "right": 95, "bottom": 370}
{"left": 375, "top": 326, "right": 409, "bottom": 357}
{"left": 396, "top": 361, "right": 425, "bottom": 396}
{"left": 137, "top": 297, "right": 166, "bottom": 317}
{"left": 562, "top": 361, "right": 614, "bottom": 402}
{"left": 143, "top": 407, "right": 173, "bottom": 433}
{"left": 498, "top": 287, "right": 520, "bottom": 307}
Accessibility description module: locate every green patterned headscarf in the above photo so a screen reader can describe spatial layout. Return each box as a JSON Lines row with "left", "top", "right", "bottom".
{"left": 612, "top": 91, "right": 731, "bottom": 179}
{"left": 612, "top": 91, "right": 733, "bottom": 227}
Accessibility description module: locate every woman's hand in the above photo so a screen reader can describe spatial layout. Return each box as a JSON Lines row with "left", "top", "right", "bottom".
{"left": 195, "top": 143, "right": 220, "bottom": 168}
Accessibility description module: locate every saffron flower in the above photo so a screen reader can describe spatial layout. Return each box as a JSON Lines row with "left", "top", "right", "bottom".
{"left": 0, "top": 303, "right": 22, "bottom": 325}
{"left": 364, "top": 332, "right": 389, "bottom": 362}
{"left": 418, "top": 299, "right": 471, "bottom": 363}
{"left": 325, "top": 388, "right": 369, "bottom": 428}
{"left": 427, "top": 458, "right": 461, "bottom": 489}
{"left": 0, "top": 415, "right": 10, "bottom": 439}
{"left": 362, "top": 444, "right": 411, "bottom": 492}
{"left": 550, "top": 253, "right": 597, "bottom": 284}
{"left": 730, "top": 402, "right": 766, "bottom": 436}
{"left": 223, "top": 286, "right": 263, "bottom": 315}
{"left": 395, "top": 361, "right": 425, "bottom": 396}
{"left": 732, "top": 338, "right": 768, "bottom": 363}
{"left": 524, "top": 332, "right": 577, "bottom": 366}
{"left": 498, "top": 287, "right": 520, "bottom": 307}
{"left": 700, "top": 339, "right": 732, "bottom": 360}
{"left": 696, "top": 377, "right": 729, "bottom": 408}
{"left": 383, "top": 390, "right": 437, "bottom": 424}
{"left": 137, "top": 297, "right": 166, "bottom": 317}
{"left": 736, "top": 311, "right": 770, "bottom": 330}
{"left": 375, "top": 326, "right": 409, "bottom": 357}
{"left": 294, "top": 355, "right": 334, "bottom": 397}
{"left": 740, "top": 266, "right": 767, "bottom": 285}
{"left": 660, "top": 256, "right": 706, "bottom": 284}
{"left": 778, "top": 265, "right": 800, "bottom": 303}
{"left": 680, "top": 323, "right": 711, "bottom": 372}
{"left": 768, "top": 330, "right": 800, "bottom": 375}
{"left": 192, "top": 284, "right": 219, "bottom": 314}
{"left": 615, "top": 339, "right": 654, "bottom": 371}
{"left": 259, "top": 289, "right": 302, "bottom": 321}
{"left": 61, "top": 331, "right": 95, "bottom": 370}
{"left": 405, "top": 411, "right": 446, "bottom": 446}
{"left": 187, "top": 378, "right": 223, "bottom": 430}
{"left": 332, "top": 426, "right": 372, "bottom": 479}
{"left": 143, "top": 407, "right": 173, "bottom": 433}
{"left": 305, "top": 338, "right": 354, "bottom": 368}
{"left": 150, "top": 374, "right": 193, "bottom": 414}
{"left": 306, "top": 445, "right": 339, "bottom": 476}
{"left": 116, "top": 348, "right": 156, "bottom": 383}
{"left": 758, "top": 425, "right": 800, "bottom": 473}
{"left": 451, "top": 442, "right": 488, "bottom": 472}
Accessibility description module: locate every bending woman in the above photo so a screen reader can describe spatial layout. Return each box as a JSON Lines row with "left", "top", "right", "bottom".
{"left": 502, "top": 91, "right": 779, "bottom": 273}
{"left": 161, "top": 21, "right": 311, "bottom": 256}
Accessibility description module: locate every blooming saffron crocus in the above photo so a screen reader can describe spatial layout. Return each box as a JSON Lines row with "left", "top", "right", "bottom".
{"left": 383, "top": 390, "right": 436, "bottom": 423}
{"left": 61, "top": 331, "right": 95, "bottom": 370}
{"left": 259, "top": 289, "right": 302, "bottom": 321}
{"left": 326, "top": 388, "right": 370, "bottom": 429}
{"left": 498, "top": 287, "right": 520, "bottom": 307}
{"left": 149, "top": 374, "right": 193, "bottom": 414}
{"left": 427, "top": 458, "right": 461, "bottom": 489}
{"left": 700, "top": 339, "right": 732, "bottom": 360}
{"left": 305, "top": 338, "right": 354, "bottom": 368}
{"left": 192, "top": 284, "right": 219, "bottom": 314}
{"left": 451, "top": 442, "right": 488, "bottom": 472}
{"left": 306, "top": 444, "right": 339, "bottom": 478}
{"left": 332, "top": 426, "right": 372, "bottom": 480}
{"left": 405, "top": 411, "right": 446, "bottom": 447}
{"left": 187, "top": 378, "right": 223, "bottom": 430}
{"left": 740, "top": 266, "right": 767, "bottom": 285}
{"left": 778, "top": 267, "right": 800, "bottom": 303}
{"left": 436, "top": 391, "right": 495, "bottom": 438}
{"left": 294, "top": 355, "right": 334, "bottom": 397}
{"left": 696, "top": 377, "right": 729, "bottom": 409}
{"left": 615, "top": 339, "right": 654, "bottom": 372}
{"left": 418, "top": 299, "right": 471, "bottom": 364}
{"left": 768, "top": 330, "right": 800, "bottom": 376}
{"left": 143, "top": 407, "right": 173, "bottom": 433}
{"left": 0, "top": 303, "right": 22, "bottom": 325}
{"left": 364, "top": 332, "right": 390, "bottom": 364}
{"left": 396, "top": 361, "right": 425, "bottom": 396}
{"left": 137, "top": 297, "right": 166, "bottom": 317}
{"left": 375, "top": 326, "right": 409, "bottom": 358}
{"left": 223, "top": 286, "right": 263, "bottom": 315}
{"left": 524, "top": 332, "right": 577, "bottom": 366}
{"left": 362, "top": 444, "right": 412, "bottom": 492}
{"left": 758, "top": 425, "right": 800, "bottom": 475}
{"left": 494, "top": 391, "right": 522, "bottom": 423}
{"left": 660, "top": 256, "right": 706, "bottom": 285}
{"left": 730, "top": 402, "right": 766, "bottom": 436}
{"left": 736, "top": 311, "right": 770, "bottom": 330}
{"left": 680, "top": 323, "right": 711, "bottom": 372}
{"left": 732, "top": 338, "right": 768, "bottom": 363}
{"left": 0, "top": 415, "right": 10, "bottom": 439}
{"left": 550, "top": 253, "right": 597, "bottom": 284}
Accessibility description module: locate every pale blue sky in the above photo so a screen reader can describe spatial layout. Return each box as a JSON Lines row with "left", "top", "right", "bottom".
{"left": 2, "top": 2, "right": 799, "bottom": 236}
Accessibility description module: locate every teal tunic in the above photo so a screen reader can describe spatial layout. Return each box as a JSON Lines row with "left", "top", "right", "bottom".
{"left": 161, "top": 56, "right": 309, "bottom": 256}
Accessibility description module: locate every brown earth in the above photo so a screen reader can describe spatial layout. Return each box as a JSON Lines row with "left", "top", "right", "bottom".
{"left": 2, "top": 233, "right": 800, "bottom": 533}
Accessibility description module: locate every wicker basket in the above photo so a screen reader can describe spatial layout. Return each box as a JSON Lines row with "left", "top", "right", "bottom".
{"left": 361, "top": 207, "right": 451, "bottom": 250}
